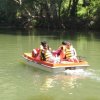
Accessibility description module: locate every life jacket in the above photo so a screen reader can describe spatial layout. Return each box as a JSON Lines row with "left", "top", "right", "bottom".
{"left": 60, "top": 45, "right": 66, "bottom": 51}
{"left": 45, "top": 50, "right": 52, "bottom": 60}
{"left": 59, "top": 45, "right": 66, "bottom": 59}
{"left": 40, "top": 50, "right": 52, "bottom": 61}
{"left": 65, "top": 48, "right": 72, "bottom": 59}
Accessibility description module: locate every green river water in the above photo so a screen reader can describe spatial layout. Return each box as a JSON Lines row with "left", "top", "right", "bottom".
{"left": 0, "top": 29, "right": 100, "bottom": 100}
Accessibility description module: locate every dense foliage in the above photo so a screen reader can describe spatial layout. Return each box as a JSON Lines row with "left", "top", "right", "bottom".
{"left": 0, "top": 0, "right": 100, "bottom": 30}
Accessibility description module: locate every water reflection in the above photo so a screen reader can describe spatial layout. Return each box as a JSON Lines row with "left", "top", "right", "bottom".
{"left": 35, "top": 68, "right": 100, "bottom": 92}
{"left": 39, "top": 73, "right": 82, "bottom": 91}
{"left": 40, "top": 77, "right": 54, "bottom": 91}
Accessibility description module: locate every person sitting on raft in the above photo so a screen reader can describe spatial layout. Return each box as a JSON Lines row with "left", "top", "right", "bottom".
{"left": 32, "top": 41, "right": 48, "bottom": 58}
{"left": 52, "top": 41, "right": 67, "bottom": 59}
{"left": 65, "top": 42, "right": 79, "bottom": 62}
{"left": 40, "top": 41, "right": 50, "bottom": 61}
{"left": 53, "top": 41, "right": 79, "bottom": 62}
{"left": 58, "top": 41, "right": 67, "bottom": 60}
{"left": 40, "top": 43, "right": 60, "bottom": 63}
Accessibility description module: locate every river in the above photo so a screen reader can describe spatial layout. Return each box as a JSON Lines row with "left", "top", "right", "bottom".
{"left": 0, "top": 29, "right": 100, "bottom": 100}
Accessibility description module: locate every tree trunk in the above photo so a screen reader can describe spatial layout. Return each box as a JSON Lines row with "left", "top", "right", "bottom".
{"left": 70, "top": 0, "right": 79, "bottom": 17}
{"left": 67, "top": 0, "right": 72, "bottom": 16}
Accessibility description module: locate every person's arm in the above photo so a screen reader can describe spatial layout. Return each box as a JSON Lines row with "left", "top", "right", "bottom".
{"left": 40, "top": 45, "right": 43, "bottom": 50}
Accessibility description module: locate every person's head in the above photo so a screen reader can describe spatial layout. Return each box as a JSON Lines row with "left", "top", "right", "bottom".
{"left": 66, "top": 41, "right": 71, "bottom": 48}
{"left": 41, "top": 41, "right": 47, "bottom": 46}
{"left": 62, "top": 41, "right": 67, "bottom": 45}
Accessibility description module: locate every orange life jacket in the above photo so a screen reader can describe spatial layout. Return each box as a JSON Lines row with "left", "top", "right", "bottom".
{"left": 59, "top": 45, "right": 66, "bottom": 59}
